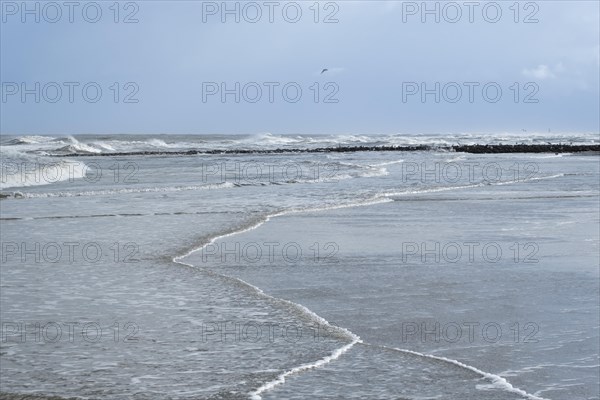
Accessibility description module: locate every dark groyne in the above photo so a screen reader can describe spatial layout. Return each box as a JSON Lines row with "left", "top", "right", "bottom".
{"left": 52, "top": 144, "right": 600, "bottom": 157}
{"left": 452, "top": 144, "right": 599, "bottom": 154}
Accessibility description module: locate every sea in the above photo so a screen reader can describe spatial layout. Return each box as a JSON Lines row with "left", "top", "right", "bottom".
{"left": 0, "top": 133, "right": 598, "bottom": 400}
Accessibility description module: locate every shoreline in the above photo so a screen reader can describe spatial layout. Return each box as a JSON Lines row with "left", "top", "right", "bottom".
{"left": 172, "top": 211, "right": 362, "bottom": 400}
{"left": 174, "top": 201, "right": 551, "bottom": 400}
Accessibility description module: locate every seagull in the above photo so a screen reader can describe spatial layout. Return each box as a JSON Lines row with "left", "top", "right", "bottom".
{"left": 320, "top": 68, "right": 329, "bottom": 75}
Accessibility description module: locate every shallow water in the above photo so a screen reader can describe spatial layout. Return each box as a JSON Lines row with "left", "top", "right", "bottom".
{"left": 1, "top": 134, "right": 598, "bottom": 399}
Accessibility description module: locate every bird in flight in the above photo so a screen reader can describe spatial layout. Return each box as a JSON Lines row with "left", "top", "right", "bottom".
{"left": 321, "top": 68, "right": 329, "bottom": 74}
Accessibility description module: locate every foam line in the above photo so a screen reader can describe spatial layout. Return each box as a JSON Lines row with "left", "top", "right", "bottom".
{"left": 171, "top": 209, "right": 364, "bottom": 400}
{"left": 248, "top": 339, "right": 360, "bottom": 400}
{"left": 388, "top": 346, "right": 550, "bottom": 400}
{"left": 170, "top": 176, "right": 559, "bottom": 400}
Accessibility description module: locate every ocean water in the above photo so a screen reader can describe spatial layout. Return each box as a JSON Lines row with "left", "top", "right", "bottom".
{"left": 0, "top": 134, "right": 598, "bottom": 400}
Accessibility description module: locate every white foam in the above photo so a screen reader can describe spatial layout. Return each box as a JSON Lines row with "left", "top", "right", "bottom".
{"left": 249, "top": 339, "right": 360, "bottom": 399}
{"left": 5, "top": 182, "right": 235, "bottom": 198}
{"left": 172, "top": 210, "right": 364, "bottom": 400}
{"left": 390, "top": 347, "right": 550, "bottom": 400}
{"left": 147, "top": 138, "right": 178, "bottom": 148}
{"left": 55, "top": 143, "right": 102, "bottom": 154}
{"left": 369, "top": 159, "right": 405, "bottom": 167}
{"left": 4, "top": 135, "right": 56, "bottom": 145}
{"left": 382, "top": 183, "right": 485, "bottom": 198}
{"left": 0, "top": 159, "right": 87, "bottom": 190}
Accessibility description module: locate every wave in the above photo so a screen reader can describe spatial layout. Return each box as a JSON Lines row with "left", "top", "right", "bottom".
{"left": 444, "top": 155, "right": 467, "bottom": 162}
{"left": 492, "top": 173, "right": 565, "bottom": 186}
{"left": 2, "top": 182, "right": 236, "bottom": 199}
{"left": 91, "top": 141, "right": 116, "bottom": 152}
{"left": 368, "top": 159, "right": 405, "bottom": 167}
{"left": 382, "top": 183, "right": 485, "bottom": 198}
{"left": 0, "top": 159, "right": 87, "bottom": 190}
{"left": 1, "top": 162, "right": 392, "bottom": 199}
{"left": 242, "top": 133, "right": 307, "bottom": 146}
{"left": 381, "top": 172, "right": 567, "bottom": 200}
{"left": 328, "top": 166, "right": 389, "bottom": 181}
{"left": 388, "top": 346, "right": 549, "bottom": 400}
{"left": 146, "top": 138, "right": 181, "bottom": 148}
{"left": 249, "top": 340, "right": 359, "bottom": 399}
{"left": 3, "top": 135, "right": 56, "bottom": 145}
{"left": 50, "top": 136, "right": 76, "bottom": 143}
{"left": 2, "top": 166, "right": 566, "bottom": 201}
{"left": 54, "top": 143, "right": 103, "bottom": 155}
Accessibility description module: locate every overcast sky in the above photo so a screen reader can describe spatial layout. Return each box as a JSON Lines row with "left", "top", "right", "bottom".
{"left": 1, "top": 0, "right": 599, "bottom": 135}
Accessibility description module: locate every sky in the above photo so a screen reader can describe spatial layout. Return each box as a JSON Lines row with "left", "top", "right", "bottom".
{"left": 1, "top": 0, "right": 599, "bottom": 135}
